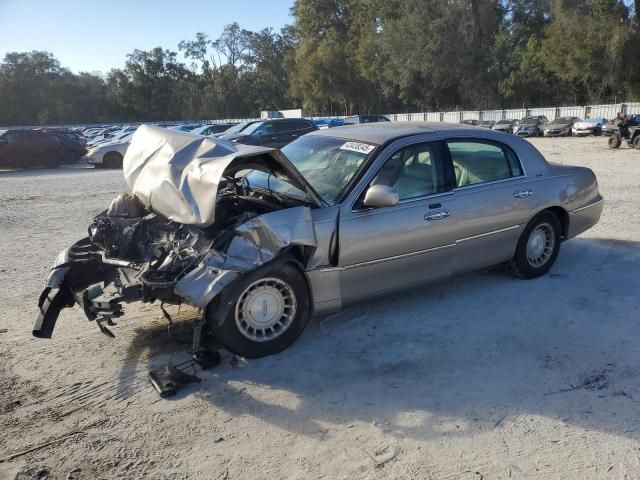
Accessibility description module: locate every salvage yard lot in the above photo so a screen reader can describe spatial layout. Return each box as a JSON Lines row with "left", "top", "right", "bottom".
{"left": 0, "top": 136, "right": 639, "bottom": 479}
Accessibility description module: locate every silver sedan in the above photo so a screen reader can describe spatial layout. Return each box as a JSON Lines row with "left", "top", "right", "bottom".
{"left": 34, "top": 123, "right": 603, "bottom": 359}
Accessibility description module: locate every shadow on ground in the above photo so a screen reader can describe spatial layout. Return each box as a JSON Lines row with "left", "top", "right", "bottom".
{"left": 120, "top": 237, "right": 640, "bottom": 442}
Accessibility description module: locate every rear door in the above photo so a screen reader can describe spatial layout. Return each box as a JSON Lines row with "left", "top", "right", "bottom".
{"left": 338, "top": 138, "right": 457, "bottom": 301}
{"left": 445, "top": 138, "right": 537, "bottom": 273}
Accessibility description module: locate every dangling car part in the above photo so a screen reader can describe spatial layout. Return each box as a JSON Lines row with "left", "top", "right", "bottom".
{"left": 34, "top": 123, "right": 603, "bottom": 359}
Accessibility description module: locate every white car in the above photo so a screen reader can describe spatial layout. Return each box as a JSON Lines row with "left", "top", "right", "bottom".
{"left": 572, "top": 117, "right": 608, "bottom": 136}
{"left": 86, "top": 133, "right": 133, "bottom": 168}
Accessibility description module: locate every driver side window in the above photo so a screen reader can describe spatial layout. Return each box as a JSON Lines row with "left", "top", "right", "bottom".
{"left": 370, "top": 142, "right": 448, "bottom": 200}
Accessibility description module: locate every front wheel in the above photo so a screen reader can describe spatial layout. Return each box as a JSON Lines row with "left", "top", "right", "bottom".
{"left": 209, "top": 262, "right": 311, "bottom": 358}
{"left": 510, "top": 211, "right": 561, "bottom": 279}
{"left": 608, "top": 134, "right": 622, "bottom": 149}
{"left": 632, "top": 136, "right": 640, "bottom": 150}
{"left": 103, "top": 152, "right": 123, "bottom": 169}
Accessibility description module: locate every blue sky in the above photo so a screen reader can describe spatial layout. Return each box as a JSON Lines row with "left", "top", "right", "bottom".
{"left": 0, "top": 0, "right": 295, "bottom": 73}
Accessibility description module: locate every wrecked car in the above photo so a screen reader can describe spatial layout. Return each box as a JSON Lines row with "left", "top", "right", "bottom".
{"left": 34, "top": 123, "right": 603, "bottom": 359}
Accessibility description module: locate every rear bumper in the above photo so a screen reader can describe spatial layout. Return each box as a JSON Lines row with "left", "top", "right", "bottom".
{"left": 567, "top": 197, "right": 604, "bottom": 239}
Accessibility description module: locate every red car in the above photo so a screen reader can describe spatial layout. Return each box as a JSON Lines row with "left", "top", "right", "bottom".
{"left": 0, "top": 130, "right": 64, "bottom": 169}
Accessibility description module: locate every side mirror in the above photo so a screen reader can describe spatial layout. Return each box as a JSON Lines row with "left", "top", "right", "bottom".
{"left": 363, "top": 184, "right": 399, "bottom": 208}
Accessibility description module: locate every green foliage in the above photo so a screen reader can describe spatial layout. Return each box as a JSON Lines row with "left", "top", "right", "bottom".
{"left": 2, "top": 1, "right": 640, "bottom": 125}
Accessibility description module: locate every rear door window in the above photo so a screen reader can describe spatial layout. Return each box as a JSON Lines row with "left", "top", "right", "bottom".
{"left": 447, "top": 140, "right": 523, "bottom": 187}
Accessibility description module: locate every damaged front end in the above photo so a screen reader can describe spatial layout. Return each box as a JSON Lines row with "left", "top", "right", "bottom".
{"left": 34, "top": 125, "right": 321, "bottom": 343}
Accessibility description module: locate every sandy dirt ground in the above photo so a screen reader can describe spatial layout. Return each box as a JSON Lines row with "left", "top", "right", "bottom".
{"left": 0, "top": 135, "right": 639, "bottom": 479}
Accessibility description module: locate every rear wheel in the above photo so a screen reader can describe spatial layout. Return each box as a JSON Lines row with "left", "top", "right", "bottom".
{"left": 510, "top": 211, "right": 561, "bottom": 279}
{"left": 608, "top": 134, "right": 622, "bottom": 149}
{"left": 209, "top": 262, "right": 311, "bottom": 358}
{"left": 44, "top": 150, "right": 61, "bottom": 168}
{"left": 103, "top": 152, "right": 123, "bottom": 169}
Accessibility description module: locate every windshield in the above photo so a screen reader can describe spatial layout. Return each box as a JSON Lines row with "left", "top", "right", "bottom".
{"left": 497, "top": 119, "right": 513, "bottom": 125}
{"left": 519, "top": 117, "right": 538, "bottom": 123}
{"left": 278, "top": 135, "right": 376, "bottom": 204}
{"left": 225, "top": 121, "right": 255, "bottom": 134}
{"left": 551, "top": 117, "right": 573, "bottom": 124}
{"left": 240, "top": 122, "right": 265, "bottom": 136}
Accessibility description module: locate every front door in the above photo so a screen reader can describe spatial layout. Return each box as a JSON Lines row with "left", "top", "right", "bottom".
{"left": 338, "top": 140, "right": 456, "bottom": 301}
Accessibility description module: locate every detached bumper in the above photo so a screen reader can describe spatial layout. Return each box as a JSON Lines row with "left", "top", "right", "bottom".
{"left": 33, "top": 238, "right": 118, "bottom": 338}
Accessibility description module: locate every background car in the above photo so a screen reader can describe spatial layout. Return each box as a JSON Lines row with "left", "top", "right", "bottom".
{"left": 543, "top": 116, "right": 580, "bottom": 137}
{"left": 0, "top": 129, "right": 64, "bottom": 169}
{"left": 41, "top": 128, "right": 87, "bottom": 162}
{"left": 218, "top": 118, "right": 318, "bottom": 148}
{"left": 572, "top": 117, "right": 608, "bottom": 136}
{"left": 212, "top": 120, "right": 260, "bottom": 138}
{"left": 191, "top": 123, "right": 238, "bottom": 136}
{"left": 312, "top": 118, "right": 345, "bottom": 129}
{"left": 492, "top": 119, "right": 517, "bottom": 133}
{"left": 513, "top": 116, "right": 548, "bottom": 137}
{"left": 479, "top": 120, "right": 495, "bottom": 128}
{"left": 343, "top": 114, "right": 391, "bottom": 124}
{"left": 86, "top": 132, "right": 134, "bottom": 168}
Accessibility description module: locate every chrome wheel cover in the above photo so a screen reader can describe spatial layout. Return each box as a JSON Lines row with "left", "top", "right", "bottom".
{"left": 526, "top": 222, "right": 555, "bottom": 267}
{"left": 235, "top": 277, "right": 297, "bottom": 342}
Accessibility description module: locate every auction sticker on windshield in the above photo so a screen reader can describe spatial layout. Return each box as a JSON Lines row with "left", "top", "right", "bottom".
{"left": 340, "top": 142, "right": 376, "bottom": 154}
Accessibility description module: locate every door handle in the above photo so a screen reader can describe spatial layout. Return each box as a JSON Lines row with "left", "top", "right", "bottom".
{"left": 513, "top": 189, "right": 533, "bottom": 198}
{"left": 424, "top": 211, "right": 450, "bottom": 221}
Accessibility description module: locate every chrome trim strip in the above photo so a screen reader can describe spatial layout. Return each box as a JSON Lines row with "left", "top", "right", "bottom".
{"left": 571, "top": 198, "right": 603, "bottom": 213}
{"left": 320, "top": 243, "right": 456, "bottom": 272}
{"left": 457, "top": 224, "right": 521, "bottom": 243}
{"left": 453, "top": 175, "right": 526, "bottom": 191}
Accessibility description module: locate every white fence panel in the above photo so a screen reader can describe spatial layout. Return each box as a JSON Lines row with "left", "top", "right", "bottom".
{"left": 481, "top": 110, "right": 504, "bottom": 121}
{"left": 442, "top": 111, "right": 461, "bottom": 123}
{"left": 425, "top": 112, "right": 442, "bottom": 122}
{"left": 409, "top": 112, "right": 426, "bottom": 121}
{"left": 625, "top": 102, "right": 640, "bottom": 115}
{"left": 589, "top": 104, "right": 620, "bottom": 119}
{"left": 461, "top": 111, "right": 480, "bottom": 121}
{"left": 504, "top": 109, "right": 526, "bottom": 120}
{"left": 557, "top": 106, "right": 586, "bottom": 118}
{"left": 395, "top": 113, "right": 411, "bottom": 122}
{"left": 528, "top": 107, "right": 557, "bottom": 120}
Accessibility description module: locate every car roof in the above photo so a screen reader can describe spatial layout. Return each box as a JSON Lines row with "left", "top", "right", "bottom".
{"left": 308, "top": 121, "right": 477, "bottom": 144}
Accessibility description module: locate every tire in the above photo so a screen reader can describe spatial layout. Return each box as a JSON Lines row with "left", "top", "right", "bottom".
{"left": 632, "top": 136, "right": 640, "bottom": 150}
{"left": 103, "top": 152, "right": 123, "bottom": 169}
{"left": 608, "top": 134, "right": 622, "bottom": 149}
{"left": 44, "top": 150, "right": 61, "bottom": 168}
{"left": 510, "top": 211, "right": 561, "bottom": 279}
{"left": 209, "top": 261, "right": 311, "bottom": 358}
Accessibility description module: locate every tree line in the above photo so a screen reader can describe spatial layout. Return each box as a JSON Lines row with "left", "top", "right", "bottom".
{"left": 2, "top": 0, "right": 640, "bottom": 126}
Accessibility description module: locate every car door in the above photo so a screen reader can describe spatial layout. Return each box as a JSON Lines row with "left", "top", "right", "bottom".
{"left": 446, "top": 138, "right": 537, "bottom": 274}
{"left": 0, "top": 132, "right": 29, "bottom": 167}
{"left": 286, "top": 120, "right": 306, "bottom": 143}
{"left": 338, "top": 138, "right": 457, "bottom": 301}
{"left": 258, "top": 121, "right": 291, "bottom": 148}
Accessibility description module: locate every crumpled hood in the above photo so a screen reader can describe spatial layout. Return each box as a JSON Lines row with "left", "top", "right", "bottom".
{"left": 123, "top": 125, "right": 323, "bottom": 227}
